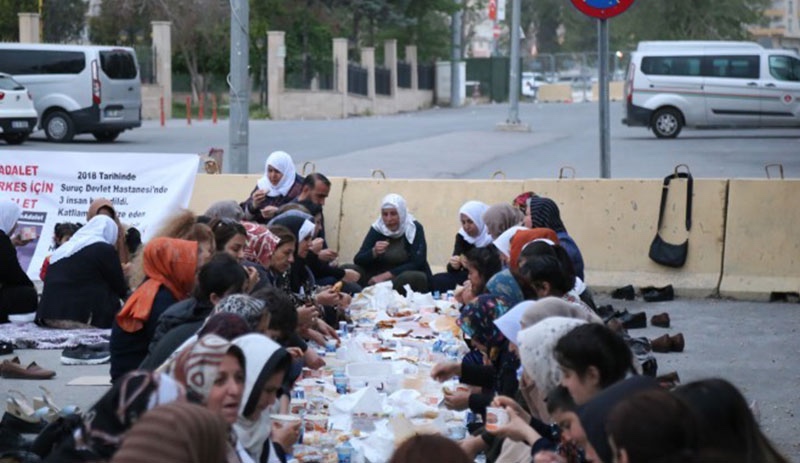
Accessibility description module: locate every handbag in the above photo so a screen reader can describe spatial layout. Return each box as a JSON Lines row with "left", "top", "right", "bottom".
{"left": 649, "top": 165, "right": 692, "bottom": 268}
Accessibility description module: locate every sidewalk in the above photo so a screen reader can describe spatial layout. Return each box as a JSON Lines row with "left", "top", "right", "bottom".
{"left": 3, "top": 296, "right": 799, "bottom": 461}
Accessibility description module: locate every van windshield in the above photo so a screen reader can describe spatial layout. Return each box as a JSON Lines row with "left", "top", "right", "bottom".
{"left": 100, "top": 51, "right": 138, "bottom": 80}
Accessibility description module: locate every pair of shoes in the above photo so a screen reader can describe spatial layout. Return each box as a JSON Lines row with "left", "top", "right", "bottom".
{"left": 0, "top": 341, "right": 13, "bottom": 356}
{"left": 61, "top": 343, "right": 111, "bottom": 366}
{"left": 615, "top": 310, "right": 647, "bottom": 329}
{"left": 650, "top": 333, "right": 685, "bottom": 353}
{"left": 0, "top": 357, "right": 56, "bottom": 380}
{"left": 5, "top": 391, "right": 50, "bottom": 433}
{"left": 642, "top": 285, "right": 675, "bottom": 302}
{"left": 31, "top": 386, "right": 80, "bottom": 419}
{"left": 651, "top": 313, "right": 671, "bottom": 328}
{"left": 611, "top": 285, "right": 635, "bottom": 300}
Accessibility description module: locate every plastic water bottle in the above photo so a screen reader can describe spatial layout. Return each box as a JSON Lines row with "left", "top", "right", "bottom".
{"left": 336, "top": 440, "right": 353, "bottom": 463}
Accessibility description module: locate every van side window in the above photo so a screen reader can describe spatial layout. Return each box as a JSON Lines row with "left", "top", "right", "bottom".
{"left": 769, "top": 55, "right": 800, "bottom": 82}
{"left": 0, "top": 50, "right": 85, "bottom": 75}
{"left": 641, "top": 56, "right": 702, "bottom": 76}
{"left": 704, "top": 55, "right": 759, "bottom": 79}
{"left": 99, "top": 51, "right": 138, "bottom": 80}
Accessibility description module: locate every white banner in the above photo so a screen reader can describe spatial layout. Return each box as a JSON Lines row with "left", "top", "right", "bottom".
{"left": 0, "top": 151, "right": 199, "bottom": 281}
{"left": 497, "top": 0, "right": 507, "bottom": 22}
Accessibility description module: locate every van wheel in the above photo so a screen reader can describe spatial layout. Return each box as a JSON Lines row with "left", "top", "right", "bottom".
{"left": 3, "top": 133, "right": 29, "bottom": 145}
{"left": 92, "top": 130, "right": 121, "bottom": 142}
{"left": 651, "top": 108, "right": 683, "bottom": 139}
{"left": 44, "top": 111, "right": 75, "bottom": 142}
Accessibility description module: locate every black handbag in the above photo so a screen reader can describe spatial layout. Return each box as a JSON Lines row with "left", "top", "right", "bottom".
{"left": 649, "top": 165, "right": 692, "bottom": 268}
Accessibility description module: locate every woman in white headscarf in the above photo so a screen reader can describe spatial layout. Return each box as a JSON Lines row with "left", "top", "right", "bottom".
{"left": 241, "top": 151, "right": 304, "bottom": 224}
{"left": 0, "top": 200, "right": 38, "bottom": 323}
{"left": 352, "top": 194, "right": 432, "bottom": 294}
{"left": 232, "top": 333, "right": 296, "bottom": 463}
{"left": 432, "top": 200, "right": 493, "bottom": 292}
{"left": 37, "top": 215, "right": 128, "bottom": 329}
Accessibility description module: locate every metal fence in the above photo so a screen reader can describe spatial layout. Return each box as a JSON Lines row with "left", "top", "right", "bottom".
{"left": 285, "top": 56, "right": 335, "bottom": 90}
{"left": 397, "top": 61, "right": 412, "bottom": 89}
{"left": 375, "top": 66, "right": 391, "bottom": 95}
{"left": 348, "top": 62, "right": 368, "bottom": 96}
{"left": 418, "top": 64, "right": 435, "bottom": 90}
{"left": 134, "top": 45, "right": 156, "bottom": 84}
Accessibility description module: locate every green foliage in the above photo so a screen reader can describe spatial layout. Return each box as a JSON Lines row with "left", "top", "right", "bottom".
{"left": 42, "top": 0, "right": 86, "bottom": 43}
{"left": 0, "top": 0, "right": 38, "bottom": 41}
{"left": 88, "top": 0, "right": 154, "bottom": 46}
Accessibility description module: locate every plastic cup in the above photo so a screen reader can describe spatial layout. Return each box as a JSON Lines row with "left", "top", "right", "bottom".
{"left": 485, "top": 407, "right": 509, "bottom": 432}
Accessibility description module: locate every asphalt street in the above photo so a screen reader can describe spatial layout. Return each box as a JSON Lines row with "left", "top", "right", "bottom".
{"left": 8, "top": 101, "right": 800, "bottom": 180}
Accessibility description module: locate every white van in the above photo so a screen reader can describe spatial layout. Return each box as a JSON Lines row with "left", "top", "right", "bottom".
{"left": 622, "top": 41, "right": 800, "bottom": 138}
{"left": 0, "top": 43, "right": 142, "bottom": 142}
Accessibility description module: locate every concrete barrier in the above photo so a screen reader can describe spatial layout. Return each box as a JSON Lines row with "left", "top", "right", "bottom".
{"left": 591, "top": 81, "right": 624, "bottom": 102}
{"left": 524, "top": 179, "right": 728, "bottom": 297}
{"left": 538, "top": 84, "right": 573, "bottom": 103}
{"left": 719, "top": 180, "right": 800, "bottom": 300}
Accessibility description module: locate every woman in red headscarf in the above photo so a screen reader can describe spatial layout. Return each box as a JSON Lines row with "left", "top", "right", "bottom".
{"left": 110, "top": 238, "right": 198, "bottom": 382}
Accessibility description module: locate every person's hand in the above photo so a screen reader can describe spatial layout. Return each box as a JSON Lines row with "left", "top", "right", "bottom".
{"left": 343, "top": 269, "right": 360, "bottom": 283}
{"left": 297, "top": 304, "right": 318, "bottom": 327}
{"left": 367, "top": 271, "right": 393, "bottom": 286}
{"left": 310, "top": 238, "right": 324, "bottom": 254}
{"left": 338, "top": 293, "right": 352, "bottom": 309}
{"left": 251, "top": 189, "right": 267, "bottom": 206}
{"left": 286, "top": 347, "right": 304, "bottom": 359}
{"left": 242, "top": 266, "right": 260, "bottom": 293}
{"left": 315, "top": 319, "right": 340, "bottom": 342}
{"left": 533, "top": 451, "right": 566, "bottom": 463}
{"left": 260, "top": 205, "right": 279, "bottom": 219}
{"left": 448, "top": 255, "right": 462, "bottom": 270}
{"left": 373, "top": 240, "right": 390, "bottom": 256}
{"left": 459, "top": 436, "right": 487, "bottom": 459}
{"left": 271, "top": 420, "right": 302, "bottom": 450}
{"left": 11, "top": 235, "right": 32, "bottom": 247}
{"left": 315, "top": 288, "right": 341, "bottom": 307}
{"left": 489, "top": 406, "right": 541, "bottom": 444}
{"left": 304, "top": 347, "right": 326, "bottom": 369}
{"left": 492, "top": 396, "right": 531, "bottom": 424}
{"left": 430, "top": 362, "right": 460, "bottom": 382}
{"left": 456, "top": 281, "right": 474, "bottom": 305}
{"left": 318, "top": 249, "right": 338, "bottom": 262}
{"left": 443, "top": 389, "right": 470, "bottom": 411}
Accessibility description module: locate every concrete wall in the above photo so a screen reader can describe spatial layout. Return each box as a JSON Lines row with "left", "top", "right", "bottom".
{"left": 278, "top": 91, "right": 343, "bottom": 120}
{"left": 591, "top": 81, "right": 625, "bottom": 102}
{"left": 398, "top": 89, "right": 435, "bottom": 112}
{"left": 141, "top": 84, "right": 165, "bottom": 120}
{"left": 720, "top": 180, "right": 800, "bottom": 300}
{"left": 538, "top": 84, "right": 573, "bottom": 103}
{"left": 187, "top": 175, "right": 796, "bottom": 300}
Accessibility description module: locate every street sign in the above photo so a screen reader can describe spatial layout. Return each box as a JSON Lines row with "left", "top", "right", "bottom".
{"left": 569, "top": 0, "right": 635, "bottom": 19}
{"left": 488, "top": 0, "right": 497, "bottom": 20}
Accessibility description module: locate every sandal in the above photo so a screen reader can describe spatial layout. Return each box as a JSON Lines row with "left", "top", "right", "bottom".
{"left": 6, "top": 390, "right": 49, "bottom": 424}
{"left": 32, "top": 386, "right": 80, "bottom": 419}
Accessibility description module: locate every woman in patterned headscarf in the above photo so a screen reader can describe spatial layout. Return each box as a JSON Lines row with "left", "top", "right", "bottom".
{"left": 526, "top": 196, "right": 585, "bottom": 281}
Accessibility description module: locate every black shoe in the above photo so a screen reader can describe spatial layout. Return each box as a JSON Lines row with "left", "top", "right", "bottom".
{"left": 611, "top": 285, "right": 635, "bottom": 301}
{"left": 60, "top": 343, "right": 111, "bottom": 366}
{"left": 618, "top": 311, "right": 647, "bottom": 329}
{"left": 596, "top": 304, "right": 616, "bottom": 321}
{"left": 1, "top": 413, "right": 47, "bottom": 436}
{"left": 642, "top": 285, "right": 674, "bottom": 302}
{"left": 0, "top": 341, "right": 13, "bottom": 356}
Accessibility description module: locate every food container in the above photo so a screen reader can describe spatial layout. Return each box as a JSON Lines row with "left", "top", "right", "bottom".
{"left": 290, "top": 399, "right": 308, "bottom": 415}
{"left": 485, "top": 407, "right": 509, "bottom": 432}
{"left": 304, "top": 414, "right": 329, "bottom": 433}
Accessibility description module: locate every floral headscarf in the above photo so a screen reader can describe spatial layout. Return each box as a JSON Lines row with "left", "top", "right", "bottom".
{"left": 458, "top": 294, "right": 511, "bottom": 361}
{"left": 242, "top": 222, "right": 280, "bottom": 268}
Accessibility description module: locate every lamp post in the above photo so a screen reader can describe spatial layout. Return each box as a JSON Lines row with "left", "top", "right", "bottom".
{"left": 256, "top": 37, "right": 266, "bottom": 109}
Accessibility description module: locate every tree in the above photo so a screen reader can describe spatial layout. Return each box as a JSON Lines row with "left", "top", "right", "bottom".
{"left": 0, "top": 0, "right": 38, "bottom": 41}
{"left": 43, "top": 0, "right": 87, "bottom": 43}
{"left": 89, "top": 0, "right": 154, "bottom": 46}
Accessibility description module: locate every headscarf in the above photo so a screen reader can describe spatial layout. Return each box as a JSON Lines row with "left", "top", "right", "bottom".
{"left": 111, "top": 402, "right": 227, "bottom": 463}
{"left": 198, "top": 313, "right": 252, "bottom": 340}
{"left": 518, "top": 317, "right": 587, "bottom": 397}
{"left": 512, "top": 191, "right": 538, "bottom": 215}
{"left": 508, "top": 228, "right": 560, "bottom": 270}
{"left": 257, "top": 151, "right": 297, "bottom": 197}
{"left": 165, "top": 334, "right": 245, "bottom": 403}
{"left": 75, "top": 371, "right": 186, "bottom": 459}
{"left": 87, "top": 198, "right": 130, "bottom": 264}
{"left": 0, "top": 200, "right": 21, "bottom": 235}
{"left": 268, "top": 209, "right": 313, "bottom": 226}
{"left": 242, "top": 222, "right": 280, "bottom": 267}
{"left": 458, "top": 294, "right": 511, "bottom": 361}
{"left": 49, "top": 215, "right": 118, "bottom": 265}
{"left": 528, "top": 196, "right": 567, "bottom": 233}
{"left": 212, "top": 294, "right": 266, "bottom": 332}
{"left": 485, "top": 269, "right": 525, "bottom": 307}
{"left": 578, "top": 376, "right": 659, "bottom": 463}
{"left": 482, "top": 204, "right": 524, "bottom": 239}
{"left": 271, "top": 215, "right": 316, "bottom": 246}
{"left": 520, "top": 296, "right": 602, "bottom": 328}
{"left": 233, "top": 334, "right": 291, "bottom": 462}
{"left": 371, "top": 194, "right": 417, "bottom": 244}
{"left": 116, "top": 238, "right": 198, "bottom": 333}
{"left": 205, "top": 200, "right": 246, "bottom": 222}
{"left": 492, "top": 226, "right": 527, "bottom": 258}
{"left": 457, "top": 201, "right": 492, "bottom": 247}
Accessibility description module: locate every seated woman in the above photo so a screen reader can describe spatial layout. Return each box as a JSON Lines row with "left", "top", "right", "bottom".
{"left": 454, "top": 246, "right": 503, "bottom": 305}
{"left": 527, "top": 196, "right": 586, "bottom": 281}
{"left": 241, "top": 151, "right": 304, "bottom": 224}
{"left": 111, "top": 238, "right": 199, "bottom": 382}
{"left": 432, "top": 201, "right": 493, "bottom": 293}
{"left": 0, "top": 200, "right": 38, "bottom": 323}
{"left": 241, "top": 221, "right": 280, "bottom": 293}
{"left": 482, "top": 203, "right": 524, "bottom": 240}
{"left": 232, "top": 333, "right": 295, "bottom": 463}
{"left": 37, "top": 215, "right": 128, "bottom": 329}
{"left": 353, "top": 194, "right": 432, "bottom": 294}
{"left": 39, "top": 222, "right": 82, "bottom": 281}
{"left": 210, "top": 218, "right": 263, "bottom": 293}
{"left": 205, "top": 200, "right": 245, "bottom": 222}
{"left": 87, "top": 198, "right": 134, "bottom": 267}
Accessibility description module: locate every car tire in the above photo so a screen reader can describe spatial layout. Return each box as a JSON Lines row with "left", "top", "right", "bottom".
{"left": 651, "top": 108, "right": 683, "bottom": 139}
{"left": 44, "top": 110, "right": 75, "bottom": 142}
{"left": 3, "top": 132, "right": 29, "bottom": 145}
{"left": 92, "top": 130, "right": 122, "bottom": 143}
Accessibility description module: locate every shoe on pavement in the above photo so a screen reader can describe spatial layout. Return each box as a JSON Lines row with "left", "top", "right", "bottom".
{"left": 0, "top": 357, "right": 56, "bottom": 380}
{"left": 61, "top": 344, "right": 111, "bottom": 366}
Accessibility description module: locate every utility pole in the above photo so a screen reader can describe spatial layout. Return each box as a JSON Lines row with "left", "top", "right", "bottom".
{"left": 497, "top": 0, "right": 530, "bottom": 131}
{"left": 598, "top": 19, "right": 611, "bottom": 178}
{"left": 227, "top": 0, "right": 249, "bottom": 174}
{"left": 450, "top": 0, "right": 463, "bottom": 107}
